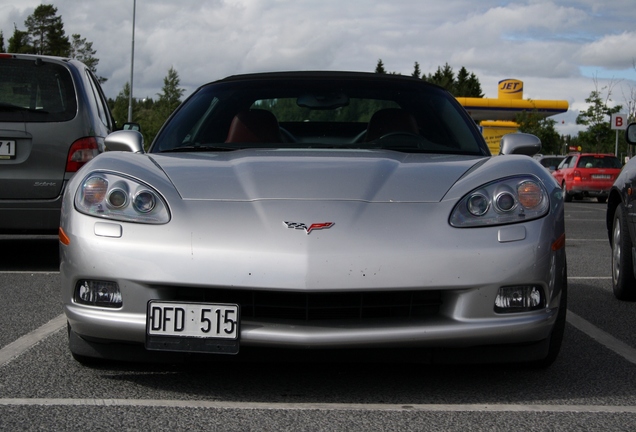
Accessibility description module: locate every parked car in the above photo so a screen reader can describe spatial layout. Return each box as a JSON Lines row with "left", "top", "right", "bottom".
{"left": 534, "top": 154, "right": 565, "bottom": 173}
{"left": 552, "top": 153, "right": 622, "bottom": 203}
{"left": 607, "top": 124, "right": 636, "bottom": 300}
{"left": 0, "top": 53, "right": 115, "bottom": 234}
{"left": 60, "top": 71, "right": 567, "bottom": 366}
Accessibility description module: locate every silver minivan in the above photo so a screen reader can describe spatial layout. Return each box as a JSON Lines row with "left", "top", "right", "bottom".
{"left": 0, "top": 53, "right": 115, "bottom": 233}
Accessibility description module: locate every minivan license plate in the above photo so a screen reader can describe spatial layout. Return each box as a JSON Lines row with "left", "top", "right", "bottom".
{"left": 0, "top": 140, "right": 15, "bottom": 159}
{"left": 146, "top": 301, "right": 239, "bottom": 354}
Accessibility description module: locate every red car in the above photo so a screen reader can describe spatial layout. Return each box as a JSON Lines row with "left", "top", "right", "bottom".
{"left": 552, "top": 153, "right": 622, "bottom": 203}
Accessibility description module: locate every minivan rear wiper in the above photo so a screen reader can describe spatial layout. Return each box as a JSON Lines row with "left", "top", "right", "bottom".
{"left": 0, "top": 103, "right": 48, "bottom": 114}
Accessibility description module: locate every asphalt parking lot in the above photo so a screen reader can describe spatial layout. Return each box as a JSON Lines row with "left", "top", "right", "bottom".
{"left": 1, "top": 201, "right": 635, "bottom": 431}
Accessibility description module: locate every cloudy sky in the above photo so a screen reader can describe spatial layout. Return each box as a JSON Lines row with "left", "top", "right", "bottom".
{"left": 1, "top": 0, "right": 635, "bottom": 136}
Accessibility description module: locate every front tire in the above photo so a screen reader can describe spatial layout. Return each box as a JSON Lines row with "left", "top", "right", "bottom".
{"left": 611, "top": 203, "right": 636, "bottom": 300}
{"left": 67, "top": 323, "right": 102, "bottom": 366}
{"left": 530, "top": 263, "right": 567, "bottom": 368}
{"left": 562, "top": 181, "right": 573, "bottom": 202}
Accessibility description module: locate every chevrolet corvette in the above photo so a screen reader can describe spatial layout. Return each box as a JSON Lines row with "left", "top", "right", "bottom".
{"left": 60, "top": 71, "right": 567, "bottom": 366}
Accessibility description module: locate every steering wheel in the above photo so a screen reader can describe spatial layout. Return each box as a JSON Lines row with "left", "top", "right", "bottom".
{"left": 279, "top": 127, "right": 297, "bottom": 143}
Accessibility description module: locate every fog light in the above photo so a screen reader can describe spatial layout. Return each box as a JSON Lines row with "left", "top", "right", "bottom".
{"left": 75, "top": 280, "right": 122, "bottom": 308}
{"left": 494, "top": 286, "right": 543, "bottom": 312}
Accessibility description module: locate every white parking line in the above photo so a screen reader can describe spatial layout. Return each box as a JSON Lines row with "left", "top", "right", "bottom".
{"left": 566, "top": 311, "right": 636, "bottom": 365}
{"left": 0, "top": 314, "right": 66, "bottom": 367}
{"left": 568, "top": 276, "right": 611, "bottom": 279}
{"left": 0, "top": 271, "right": 60, "bottom": 274}
{"left": 0, "top": 398, "right": 635, "bottom": 413}
{"left": 2, "top": 309, "right": 635, "bottom": 369}
{"left": 0, "top": 310, "right": 634, "bottom": 412}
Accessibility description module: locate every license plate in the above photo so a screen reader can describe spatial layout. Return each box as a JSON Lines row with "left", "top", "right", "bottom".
{"left": 592, "top": 174, "right": 611, "bottom": 179}
{"left": 146, "top": 301, "right": 240, "bottom": 354}
{"left": 0, "top": 140, "right": 15, "bottom": 159}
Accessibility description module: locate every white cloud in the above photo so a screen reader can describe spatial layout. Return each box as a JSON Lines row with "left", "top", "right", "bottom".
{"left": 1, "top": 0, "right": 635, "bottom": 138}
{"left": 577, "top": 32, "right": 636, "bottom": 69}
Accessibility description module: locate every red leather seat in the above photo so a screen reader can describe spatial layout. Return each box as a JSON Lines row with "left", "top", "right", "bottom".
{"left": 226, "top": 109, "right": 282, "bottom": 143}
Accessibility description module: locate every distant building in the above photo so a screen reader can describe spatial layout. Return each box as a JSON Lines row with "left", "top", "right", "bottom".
{"left": 456, "top": 79, "right": 569, "bottom": 154}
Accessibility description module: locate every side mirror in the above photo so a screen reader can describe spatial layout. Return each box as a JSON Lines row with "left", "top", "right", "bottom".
{"left": 626, "top": 123, "right": 636, "bottom": 145}
{"left": 499, "top": 133, "right": 541, "bottom": 156}
{"left": 105, "top": 130, "right": 144, "bottom": 153}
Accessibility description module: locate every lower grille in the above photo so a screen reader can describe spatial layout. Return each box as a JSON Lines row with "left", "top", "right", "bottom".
{"left": 174, "top": 288, "right": 442, "bottom": 321}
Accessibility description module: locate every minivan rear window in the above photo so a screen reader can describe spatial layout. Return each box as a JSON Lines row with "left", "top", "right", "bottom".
{"left": 0, "top": 58, "right": 77, "bottom": 122}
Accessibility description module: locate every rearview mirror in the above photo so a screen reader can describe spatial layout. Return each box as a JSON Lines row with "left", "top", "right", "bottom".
{"left": 297, "top": 92, "right": 349, "bottom": 110}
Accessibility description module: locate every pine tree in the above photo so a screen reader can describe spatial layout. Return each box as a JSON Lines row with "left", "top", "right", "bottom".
{"left": 423, "top": 64, "right": 483, "bottom": 97}
{"left": 426, "top": 63, "right": 456, "bottom": 93}
{"left": 374, "top": 59, "right": 387, "bottom": 74}
{"left": 70, "top": 34, "right": 106, "bottom": 83}
{"left": 455, "top": 67, "right": 484, "bottom": 97}
{"left": 157, "top": 67, "right": 185, "bottom": 116}
{"left": 24, "top": 4, "right": 70, "bottom": 56}
{"left": 7, "top": 25, "right": 31, "bottom": 53}
{"left": 411, "top": 62, "right": 421, "bottom": 79}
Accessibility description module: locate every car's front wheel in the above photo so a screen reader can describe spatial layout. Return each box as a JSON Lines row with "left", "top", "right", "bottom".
{"left": 611, "top": 203, "right": 636, "bottom": 300}
{"left": 562, "top": 181, "right": 573, "bottom": 202}
{"left": 529, "top": 262, "right": 567, "bottom": 368}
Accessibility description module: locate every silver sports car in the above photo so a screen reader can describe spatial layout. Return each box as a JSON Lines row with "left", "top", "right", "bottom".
{"left": 60, "top": 71, "right": 567, "bottom": 366}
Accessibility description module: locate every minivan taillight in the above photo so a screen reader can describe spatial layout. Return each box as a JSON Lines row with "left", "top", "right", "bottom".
{"left": 66, "top": 137, "right": 100, "bottom": 172}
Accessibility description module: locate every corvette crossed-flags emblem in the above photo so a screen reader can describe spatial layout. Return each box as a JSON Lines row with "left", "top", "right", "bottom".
{"left": 283, "top": 221, "right": 335, "bottom": 234}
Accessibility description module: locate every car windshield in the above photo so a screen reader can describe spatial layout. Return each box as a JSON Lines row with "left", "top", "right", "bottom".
{"left": 151, "top": 74, "right": 488, "bottom": 155}
{"left": 577, "top": 155, "right": 621, "bottom": 169}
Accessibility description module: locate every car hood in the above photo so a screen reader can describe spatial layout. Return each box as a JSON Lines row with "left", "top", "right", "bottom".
{"left": 149, "top": 149, "right": 487, "bottom": 203}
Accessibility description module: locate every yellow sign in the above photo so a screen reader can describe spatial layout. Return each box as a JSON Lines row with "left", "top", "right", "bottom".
{"left": 482, "top": 122, "right": 519, "bottom": 154}
{"left": 498, "top": 79, "right": 523, "bottom": 100}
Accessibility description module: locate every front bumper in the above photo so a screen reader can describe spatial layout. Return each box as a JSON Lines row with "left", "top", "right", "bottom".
{"left": 61, "top": 197, "right": 566, "bottom": 353}
{"left": 65, "top": 303, "right": 559, "bottom": 349}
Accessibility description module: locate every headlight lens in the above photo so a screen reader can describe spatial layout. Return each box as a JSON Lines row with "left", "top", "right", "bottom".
{"left": 450, "top": 176, "right": 549, "bottom": 227}
{"left": 75, "top": 172, "right": 170, "bottom": 224}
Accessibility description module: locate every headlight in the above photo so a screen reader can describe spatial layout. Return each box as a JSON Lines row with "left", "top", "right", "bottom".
{"left": 75, "top": 172, "right": 170, "bottom": 224}
{"left": 449, "top": 176, "right": 549, "bottom": 227}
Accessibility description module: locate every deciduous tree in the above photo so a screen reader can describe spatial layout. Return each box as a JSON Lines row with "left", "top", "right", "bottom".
{"left": 516, "top": 108, "right": 562, "bottom": 155}
{"left": 576, "top": 77, "right": 623, "bottom": 153}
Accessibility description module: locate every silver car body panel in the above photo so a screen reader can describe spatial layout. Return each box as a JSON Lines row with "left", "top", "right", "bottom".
{"left": 61, "top": 149, "right": 565, "bottom": 349}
